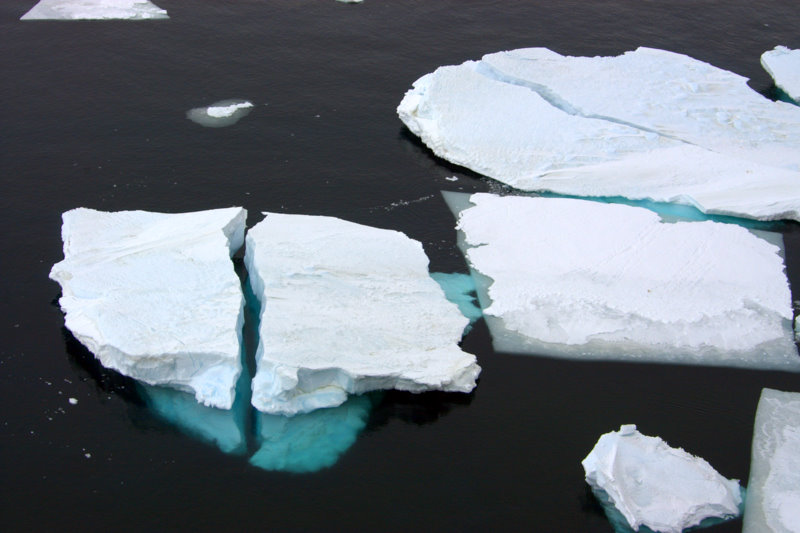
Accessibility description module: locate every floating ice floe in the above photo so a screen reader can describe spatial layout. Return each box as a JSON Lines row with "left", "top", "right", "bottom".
{"left": 445, "top": 191, "right": 800, "bottom": 370}
{"left": 50, "top": 207, "right": 247, "bottom": 409}
{"left": 187, "top": 100, "right": 254, "bottom": 128}
{"left": 245, "top": 212, "right": 481, "bottom": 416}
{"left": 398, "top": 47, "right": 800, "bottom": 222}
{"left": 583, "top": 424, "right": 743, "bottom": 533}
{"left": 744, "top": 388, "right": 800, "bottom": 533}
{"left": 21, "top": 0, "right": 168, "bottom": 20}
{"left": 761, "top": 46, "right": 800, "bottom": 104}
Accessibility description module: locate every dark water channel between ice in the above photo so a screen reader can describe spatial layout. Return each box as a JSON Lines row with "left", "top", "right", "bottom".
{"left": 1, "top": 1, "right": 800, "bottom": 531}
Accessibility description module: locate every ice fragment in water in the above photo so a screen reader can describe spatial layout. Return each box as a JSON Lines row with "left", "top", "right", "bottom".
{"left": 761, "top": 46, "right": 800, "bottom": 104}
{"left": 21, "top": 0, "right": 168, "bottom": 20}
{"left": 187, "top": 100, "right": 254, "bottom": 128}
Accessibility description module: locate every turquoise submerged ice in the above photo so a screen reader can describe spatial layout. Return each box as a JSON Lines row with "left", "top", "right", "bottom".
{"left": 445, "top": 192, "right": 800, "bottom": 370}
{"left": 399, "top": 47, "right": 800, "bottom": 222}
{"left": 744, "top": 388, "right": 800, "bottom": 533}
{"left": 21, "top": 0, "right": 168, "bottom": 20}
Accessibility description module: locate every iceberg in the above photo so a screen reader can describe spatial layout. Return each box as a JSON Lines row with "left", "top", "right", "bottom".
{"left": 21, "top": 0, "right": 168, "bottom": 20}
{"left": 245, "top": 212, "right": 481, "bottom": 416}
{"left": 761, "top": 46, "right": 800, "bottom": 104}
{"left": 583, "top": 424, "right": 743, "bottom": 533}
{"left": 743, "top": 388, "right": 800, "bottom": 533}
{"left": 398, "top": 47, "right": 800, "bottom": 222}
{"left": 446, "top": 191, "right": 800, "bottom": 370}
{"left": 186, "top": 100, "right": 254, "bottom": 128}
{"left": 50, "top": 207, "right": 247, "bottom": 409}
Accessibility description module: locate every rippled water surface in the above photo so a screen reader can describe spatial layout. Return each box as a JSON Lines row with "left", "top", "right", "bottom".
{"left": 1, "top": 1, "right": 799, "bottom": 531}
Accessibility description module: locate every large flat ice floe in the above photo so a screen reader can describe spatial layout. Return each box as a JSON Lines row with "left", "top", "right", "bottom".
{"left": 245, "top": 212, "right": 481, "bottom": 416}
{"left": 743, "top": 388, "right": 800, "bottom": 533}
{"left": 398, "top": 47, "right": 800, "bottom": 222}
{"left": 761, "top": 46, "right": 800, "bottom": 104}
{"left": 21, "top": 0, "right": 168, "bottom": 20}
{"left": 446, "top": 192, "right": 800, "bottom": 370}
{"left": 583, "top": 424, "right": 742, "bottom": 533}
{"left": 50, "top": 207, "right": 246, "bottom": 409}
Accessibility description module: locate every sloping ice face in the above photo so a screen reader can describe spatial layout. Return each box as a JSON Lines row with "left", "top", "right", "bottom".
{"left": 761, "top": 46, "right": 800, "bottom": 104}
{"left": 245, "top": 212, "right": 481, "bottom": 416}
{"left": 21, "top": 0, "right": 169, "bottom": 20}
{"left": 49, "top": 207, "right": 247, "bottom": 409}
{"left": 444, "top": 191, "right": 800, "bottom": 370}
{"left": 744, "top": 388, "right": 800, "bottom": 533}
{"left": 398, "top": 47, "right": 800, "bottom": 222}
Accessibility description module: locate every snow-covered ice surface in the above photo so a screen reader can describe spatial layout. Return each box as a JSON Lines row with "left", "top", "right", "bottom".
{"left": 245, "top": 212, "right": 481, "bottom": 416}
{"left": 186, "top": 100, "right": 254, "bottom": 128}
{"left": 49, "top": 207, "right": 247, "bottom": 409}
{"left": 398, "top": 47, "right": 800, "bottom": 222}
{"left": 743, "top": 388, "right": 800, "bottom": 533}
{"left": 21, "top": 0, "right": 168, "bottom": 20}
{"left": 761, "top": 46, "right": 800, "bottom": 104}
{"left": 445, "top": 191, "right": 800, "bottom": 370}
{"left": 583, "top": 424, "right": 742, "bottom": 533}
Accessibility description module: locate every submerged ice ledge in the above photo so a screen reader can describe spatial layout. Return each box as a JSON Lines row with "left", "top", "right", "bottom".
{"left": 21, "top": 0, "right": 168, "bottom": 20}
{"left": 583, "top": 424, "right": 742, "bottom": 533}
{"left": 445, "top": 191, "right": 800, "bottom": 370}
{"left": 245, "top": 212, "right": 481, "bottom": 416}
{"left": 398, "top": 47, "right": 800, "bottom": 222}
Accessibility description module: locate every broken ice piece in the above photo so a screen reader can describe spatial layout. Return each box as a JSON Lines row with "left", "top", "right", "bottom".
{"left": 582, "top": 424, "right": 743, "bottom": 533}
{"left": 761, "top": 46, "right": 800, "bottom": 104}
{"left": 743, "top": 388, "right": 800, "bottom": 533}
{"left": 445, "top": 191, "right": 800, "bottom": 370}
{"left": 187, "top": 100, "right": 254, "bottom": 128}
{"left": 21, "top": 0, "right": 168, "bottom": 20}
{"left": 399, "top": 47, "right": 800, "bottom": 222}
{"left": 245, "top": 212, "right": 481, "bottom": 416}
{"left": 49, "top": 207, "right": 247, "bottom": 409}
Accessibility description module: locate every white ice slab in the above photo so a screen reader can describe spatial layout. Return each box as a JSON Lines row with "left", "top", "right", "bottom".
{"left": 21, "top": 0, "right": 168, "bottom": 20}
{"left": 398, "top": 47, "right": 800, "bottom": 222}
{"left": 245, "top": 212, "right": 481, "bottom": 416}
{"left": 446, "top": 192, "right": 800, "bottom": 370}
{"left": 186, "top": 99, "right": 254, "bottom": 128}
{"left": 583, "top": 424, "right": 742, "bottom": 533}
{"left": 762, "top": 46, "right": 800, "bottom": 104}
{"left": 743, "top": 388, "right": 800, "bottom": 533}
{"left": 50, "top": 207, "right": 246, "bottom": 409}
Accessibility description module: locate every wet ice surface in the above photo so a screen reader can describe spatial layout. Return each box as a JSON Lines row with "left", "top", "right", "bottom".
{"left": 49, "top": 207, "right": 247, "bottom": 409}
{"left": 20, "top": 0, "right": 168, "bottom": 20}
{"left": 445, "top": 191, "right": 800, "bottom": 370}
{"left": 398, "top": 47, "right": 800, "bottom": 222}
{"left": 245, "top": 212, "right": 480, "bottom": 416}
{"left": 186, "top": 100, "right": 254, "bottom": 128}
{"left": 744, "top": 388, "right": 800, "bottom": 533}
{"left": 583, "top": 424, "right": 742, "bottom": 533}
{"left": 761, "top": 46, "right": 800, "bottom": 104}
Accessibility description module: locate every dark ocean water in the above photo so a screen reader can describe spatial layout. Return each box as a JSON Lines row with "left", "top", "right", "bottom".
{"left": 2, "top": 1, "right": 800, "bottom": 531}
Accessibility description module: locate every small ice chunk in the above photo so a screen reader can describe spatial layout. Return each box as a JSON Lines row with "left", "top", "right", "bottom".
{"left": 21, "top": 0, "right": 168, "bottom": 20}
{"left": 398, "top": 47, "right": 800, "bottom": 222}
{"left": 445, "top": 192, "right": 799, "bottom": 370}
{"left": 743, "top": 388, "right": 800, "bottom": 533}
{"left": 68, "top": 397, "right": 78, "bottom": 405}
{"left": 582, "top": 424, "right": 742, "bottom": 533}
{"left": 187, "top": 100, "right": 254, "bottom": 128}
{"left": 761, "top": 46, "right": 800, "bottom": 104}
{"left": 245, "top": 212, "right": 481, "bottom": 416}
{"left": 49, "top": 207, "right": 247, "bottom": 409}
